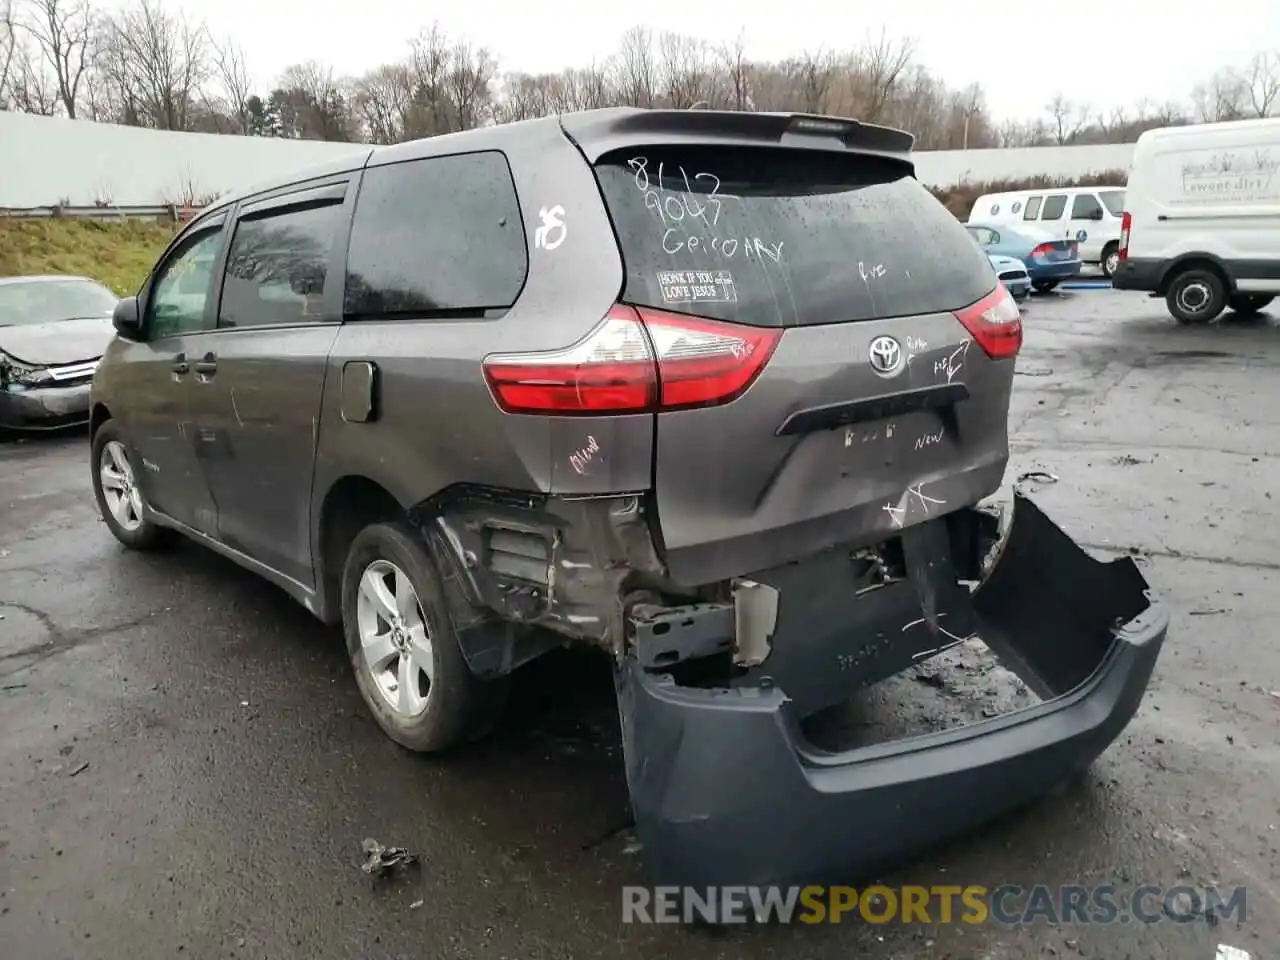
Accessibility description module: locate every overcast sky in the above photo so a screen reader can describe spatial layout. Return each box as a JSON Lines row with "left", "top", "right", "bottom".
{"left": 159, "top": 0, "right": 1277, "bottom": 122}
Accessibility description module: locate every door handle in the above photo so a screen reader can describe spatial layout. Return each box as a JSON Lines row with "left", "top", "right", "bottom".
{"left": 171, "top": 352, "right": 189, "bottom": 375}
{"left": 193, "top": 352, "right": 217, "bottom": 377}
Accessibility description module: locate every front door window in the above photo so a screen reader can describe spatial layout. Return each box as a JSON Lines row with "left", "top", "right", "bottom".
{"left": 148, "top": 228, "right": 224, "bottom": 339}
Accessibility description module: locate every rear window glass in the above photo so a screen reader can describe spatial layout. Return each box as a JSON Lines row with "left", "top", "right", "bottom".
{"left": 1099, "top": 189, "right": 1125, "bottom": 216}
{"left": 593, "top": 146, "right": 994, "bottom": 326}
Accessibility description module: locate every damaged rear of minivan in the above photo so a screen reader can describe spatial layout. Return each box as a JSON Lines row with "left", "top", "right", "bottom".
{"left": 469, "top": 110, "right": 1169, "bottom": 888}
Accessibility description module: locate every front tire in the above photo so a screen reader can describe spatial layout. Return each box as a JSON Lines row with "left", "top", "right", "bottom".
{"left": 1165, "top": 268, "right": 1227, "bottom": 324}
{"left": 1228, "top": 293, "right": 1274, "bottom": 316}
{"left": 341, "top": 521, "right": 509, "bottom": 752}
{"left": 90, "top": 422, "right": 170, "bottom": 550}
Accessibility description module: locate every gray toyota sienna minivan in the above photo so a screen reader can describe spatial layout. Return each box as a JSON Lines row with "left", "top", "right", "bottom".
{"left": 90, "top": 108, "right": 1169, "bottom": 889}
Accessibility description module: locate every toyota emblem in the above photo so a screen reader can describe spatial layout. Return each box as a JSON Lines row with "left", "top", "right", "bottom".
{"left": 868, "top": 335, "right": 903, "bottom": 376}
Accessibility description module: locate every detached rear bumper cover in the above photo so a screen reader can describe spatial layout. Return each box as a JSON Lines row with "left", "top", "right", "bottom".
{"left": 616, "top": 495, "right": 1168, "bottom": 888}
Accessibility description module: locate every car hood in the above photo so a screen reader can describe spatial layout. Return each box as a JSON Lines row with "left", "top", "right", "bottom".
{"left": 0, "top": 316, "right": 114, "bottom": 366}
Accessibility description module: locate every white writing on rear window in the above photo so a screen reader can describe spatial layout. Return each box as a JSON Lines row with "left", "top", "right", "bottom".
{"left": 628, "top": 156, "right": 784, "bottom": 264}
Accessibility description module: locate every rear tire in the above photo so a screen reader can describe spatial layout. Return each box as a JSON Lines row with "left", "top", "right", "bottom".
{"left": 1101, "top": 243, "right": 1120, "bottom": 279}
{"left": 1165, "top": 268, "right": 1227, "bottom": 324}
{"left": 90, "top": 421, "right": 171, "bottom": 550}
{"left": 341, "top": 520, "right": 509, "bottom": 753}
{"left": 1228, "top": 294, "right": 1274, "bottom": 316}
{"left": 1032, "top": 281, "right": 1059, "bottom": 294}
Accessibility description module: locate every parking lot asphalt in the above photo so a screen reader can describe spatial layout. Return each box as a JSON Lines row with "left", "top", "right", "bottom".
{"left": 2, "top": 289, "right": 1279, "bottom": 960}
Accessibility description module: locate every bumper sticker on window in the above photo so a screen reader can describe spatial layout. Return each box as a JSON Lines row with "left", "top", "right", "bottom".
{"left": 656, "top": 270, "right": 738, "bottom": 305}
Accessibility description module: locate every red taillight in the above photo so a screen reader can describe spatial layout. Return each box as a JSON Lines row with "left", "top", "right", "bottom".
{"left": 1029, "top": 242, "right": 1055, "bottom": 260}
{"left": 482, "top": 304, "right": 781, "bottom": 415}
{"left": 1119, "top": 211, "right": 1131, "bottom": 261}
{"left": 954, "top": 285, "right": 1022, "bottom": 360}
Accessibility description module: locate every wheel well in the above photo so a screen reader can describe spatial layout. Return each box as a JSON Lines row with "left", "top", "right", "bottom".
{"left": 316, "top": 476, "right": 404, "bottom": 623}
{"left": 1101, "top": 239, "right": 1118, "bottom": 252}
{"left": 1158, "top": 257, "right": 1232, "bottom": 296}
{"left": 90, "top": 403, "right": 111, "bottom": 438}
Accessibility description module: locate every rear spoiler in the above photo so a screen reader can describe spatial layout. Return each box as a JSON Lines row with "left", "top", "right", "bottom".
{"left": 559, "top": 108, "right": 916, "bottom": 166}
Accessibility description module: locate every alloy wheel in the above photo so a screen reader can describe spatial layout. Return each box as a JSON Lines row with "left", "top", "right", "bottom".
{"left": 99, "top": 440, "right": 144, "bottom": 532}
{"left": 356, "top": 559, "right": 435, "bottom": 718}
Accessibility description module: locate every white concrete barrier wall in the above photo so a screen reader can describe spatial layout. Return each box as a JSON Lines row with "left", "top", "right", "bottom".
{"left": 0, "top": 111, "right": 1136, "bottom": 207}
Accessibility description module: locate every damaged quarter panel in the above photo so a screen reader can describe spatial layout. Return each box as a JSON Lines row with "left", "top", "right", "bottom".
{"left": 312, "top": 117, "right": 650, "bottom": 530}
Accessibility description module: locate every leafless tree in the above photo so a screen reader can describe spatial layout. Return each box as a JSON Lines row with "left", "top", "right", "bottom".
{"left": 274, "top": 60, "right": 352, "bottom": 140}
{"left": 103, "top": 0, "right": 211, "bottom": 130}
{"left": 1046, "top": 93, "right": 1089, "bottom": 144}
{"left": 716, "top": 31, "right": 751, "bottom": 111}
{"left": 1, "top": 0, "right": 21, "bottom": 106}
{"left": 613, "top": 25, "right": 656, "bottom": 107}
{"left": 17, "top": 0, "right": 94, "bottom": 117}
{"left": 207, "top": 35, "right": 251, "bottom": 133}
{"left": 786, "top": 49, "right": 839, "bottom": 113}
{"left": 659, "top": 31, "right": 716, "bottom": 108}
{"left": 1150, "top": 99, "right": 1186, "bottom": 125}
{"left": 1243, "top": 50, "right": 1279, "bottom": 118}
{"left": 1094, "top": 105, "right": 1128, "bottom": 141}
{"left": 406, "top": 24, "right": 452, "bottom": 135}
{"left": 351, "top": 62, "right": 413, "bottom": 143}
{"left": 569, "top": 62, "right": 613, "bottom": 110}
{"left": 6, "top": 37, "right": 56, "bottom": 113}
{"left": 7, "top": 13, "right": 1276, "bottom": 156}
{"left": 1191, "top": 67, "right": 1248, "bottom": 122}
{"left": 445, "top": 40, "right": 494, "bottom": 131}
{"left": 854, "top": 29, "right": 913, "bottom": 122}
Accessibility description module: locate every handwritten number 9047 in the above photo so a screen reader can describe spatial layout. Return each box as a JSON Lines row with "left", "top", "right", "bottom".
{"left": 628, "top": 157, "right": 722, "bottom": 227}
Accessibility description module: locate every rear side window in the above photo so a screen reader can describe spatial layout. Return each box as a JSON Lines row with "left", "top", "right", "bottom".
{"left": 1023, "top": 196, "right": 1042, "bottom": 220}
{"left": 1040, "top": 194, "right": 1067, "bottom": 220}
{"left": 593, "top": 146, "right": 993, "bottom": 326}
{"left": 1070, "top": 194, "right": 1103, "bottom": 219}
{"left": 220, "top": 201, "right": 343, "bottom": 328}
{"left": 345, "top": 151, "right": 527, "bottom": 318}
{"left": 1099, "top": 190, "right": 1125, "bottom": 216}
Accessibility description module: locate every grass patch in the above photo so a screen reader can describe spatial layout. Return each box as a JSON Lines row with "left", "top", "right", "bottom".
{"left": 0, "top": 218, "right": 177, "bottom": 296}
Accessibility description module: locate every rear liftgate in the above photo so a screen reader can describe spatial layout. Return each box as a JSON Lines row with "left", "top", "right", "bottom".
{"left": 616, "top": 494, "right": 1169, "bottom": 888}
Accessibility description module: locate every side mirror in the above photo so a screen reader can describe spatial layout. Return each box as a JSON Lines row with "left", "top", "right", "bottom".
{"left": 112, "top": 296, "right": 142, "bottom": 339}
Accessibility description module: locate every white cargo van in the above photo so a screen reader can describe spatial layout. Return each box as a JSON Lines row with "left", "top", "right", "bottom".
{"left": 1112, "top": 117, "right": 1280, "bottom": 324}
{"left": 967, "top": 186, "right": 1126, "bottom": 276}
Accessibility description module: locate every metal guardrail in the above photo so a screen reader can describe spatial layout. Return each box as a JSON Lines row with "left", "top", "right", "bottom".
{"left": 0, "top": 204, "right": 202, "bottom": 223}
